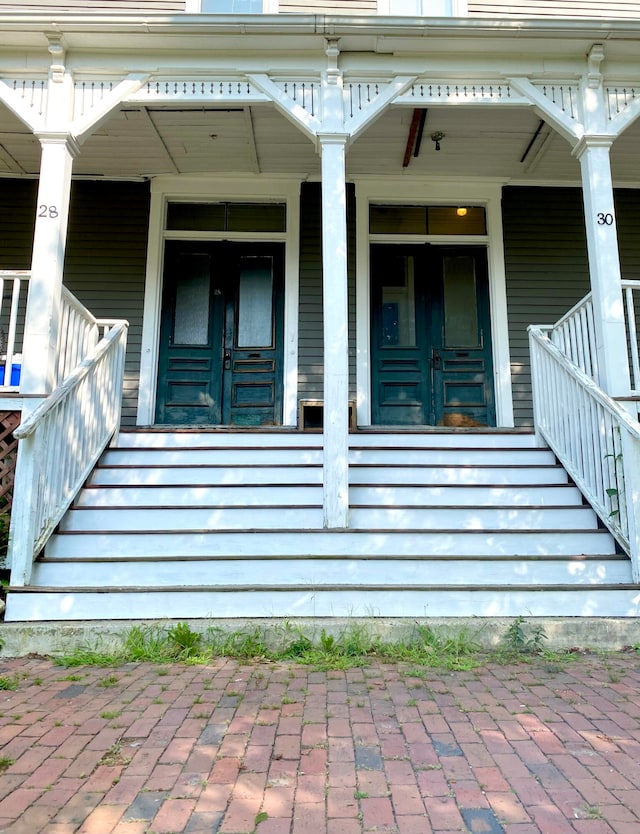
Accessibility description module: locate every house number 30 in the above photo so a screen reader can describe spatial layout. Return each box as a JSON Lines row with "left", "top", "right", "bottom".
{"left": 38, "top": 205, "right": 59, "bottom": 218}
{"left": 597, "top": 212, "right": 613, "bottom": 225}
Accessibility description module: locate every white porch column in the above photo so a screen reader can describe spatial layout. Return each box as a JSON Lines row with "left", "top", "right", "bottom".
{"left": 8, "top": 133, "right": 77, "bottom": 587}
{"left": 319, "top": 134, "right": 350, "bottom": 528}
{"left": 574, "top": 137, "right": 631, "bottom": 398}
{"left": 20, "top": 134, "right": 77, "bottom": 396}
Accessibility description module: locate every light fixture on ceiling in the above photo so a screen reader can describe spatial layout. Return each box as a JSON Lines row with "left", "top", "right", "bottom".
{"left": 456, "top": 207, "right": 468, "bottom": 217}
{"left": 430, "top": 131, "right": 445, "bottom": 151}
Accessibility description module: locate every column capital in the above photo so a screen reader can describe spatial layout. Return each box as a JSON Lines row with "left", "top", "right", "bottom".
{"left": 35, "top": 132, "right": 81, "bottom": 158}
{"left": 571, "top": 134, "right": 614, "bottom": 160}
{"left": 316, "top": 132, "right": 350, "bottom": 146}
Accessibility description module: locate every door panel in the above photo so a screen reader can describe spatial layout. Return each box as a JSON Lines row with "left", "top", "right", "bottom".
{"left": 371, "top": 244, "right": 495, "bottom": 427}
{"left": 156, "top": 242, "right": 283, "bottom": 426}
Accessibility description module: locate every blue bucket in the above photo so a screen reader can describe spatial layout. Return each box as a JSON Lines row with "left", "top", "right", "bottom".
{"left": 1, "top": 364, "right": 20, "bottom": 386}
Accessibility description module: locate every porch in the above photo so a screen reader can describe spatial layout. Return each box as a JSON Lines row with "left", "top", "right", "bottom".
{"left": 1, "top": 12, "right": 640, "bottom": 620}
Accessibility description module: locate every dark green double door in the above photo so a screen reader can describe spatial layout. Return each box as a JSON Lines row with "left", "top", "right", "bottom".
{"left": 371, "top": 244, "right": 495, "bottom": 427}
{"left": 156, "top": 242, "right": 284, "bottom": 426}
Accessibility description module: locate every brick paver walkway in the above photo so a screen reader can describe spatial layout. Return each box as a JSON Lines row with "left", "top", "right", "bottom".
{"left": 0, "top": 652, "right": 639, "bottom": 833}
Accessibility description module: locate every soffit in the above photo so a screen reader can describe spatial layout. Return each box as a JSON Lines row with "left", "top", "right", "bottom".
{"left": 0, "top": 95, "right": 638, "bottom": 185}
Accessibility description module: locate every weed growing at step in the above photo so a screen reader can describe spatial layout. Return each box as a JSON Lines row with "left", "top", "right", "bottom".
{"left": 51, "top": 617, "right": 589, "bottom": 671}
{"left": 54, "top": 620, "right": 487, "bottom": 670}
{"left": 499, "top": 616, "right": 548, "bottom": 656}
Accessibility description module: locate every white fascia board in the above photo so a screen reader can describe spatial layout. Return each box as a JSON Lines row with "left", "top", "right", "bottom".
{"left": 2, "top": 15, "right": 640, "bottom": 43}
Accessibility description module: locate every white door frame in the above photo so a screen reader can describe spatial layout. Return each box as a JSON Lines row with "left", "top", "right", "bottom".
{"left": 137, "top": 175, "right": 302, "bottom": 426}
{"left": 354, "top": 177, "right": 514, "bottom": 428}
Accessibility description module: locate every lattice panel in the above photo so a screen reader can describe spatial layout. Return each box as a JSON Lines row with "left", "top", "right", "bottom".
{"left": 0, "top": 411, "right": 20, "bottom": 511}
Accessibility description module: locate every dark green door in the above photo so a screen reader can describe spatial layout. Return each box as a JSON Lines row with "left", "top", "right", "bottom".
{"left": 371, "top": 244, "right": 495, "bottom": 427}
{"left": 156, "top": 241, "right": 284, "bottom": 426}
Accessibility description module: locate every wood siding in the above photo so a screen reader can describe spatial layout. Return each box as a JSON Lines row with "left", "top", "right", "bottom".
{"left": 504, "top": 185, "right": 640, "bottom": 426}
{"left": 0, "top": 1, "right": 183, "bottom": 10}
{"left": 469, "top": 1, "right": 640, "bottom": 18}
{"left": 64, "top": 181, "right": 149, "bottom": 427}
{"left": 503, "top": 186, "right": 590, "bottom": 427}
{"left": 0, "top": 178, "right": 149, "bottom": 427}
{"left": 297, "top": 182, "right": 357, "bottom": 405}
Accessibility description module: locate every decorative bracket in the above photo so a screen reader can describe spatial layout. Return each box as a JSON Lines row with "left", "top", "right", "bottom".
{"left": 248, "top": 73, "right": 322, "bottom": 141}
{"left": 47, "top": 36, "right": 66, "bottom": 84}
{"left": 72, "top": 73, "right": 150, "bottom": 144}
{"left": 508, "top": 76, "right": 584, "bottom": 146}
{"left": 587, "top": 43, "right": 605, "bottom": 90}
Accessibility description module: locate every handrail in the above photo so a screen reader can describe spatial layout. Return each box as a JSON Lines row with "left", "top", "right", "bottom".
{"left": 549, "top": 292, "right": 599, "bottom": 384}
{"left": 14, "top": 322, "right": 127, "bottom": 440}
{"left": 622, "top": 279, "right": 640, "bottom": 394}
{"left": 56, "top": 286, "right": 101, "bottom": 386}
{"left": 529, "top": 324, "right": 640, "bottom": 582}
{"left": 8, "top": 318, "right": 129, "bottom": 585}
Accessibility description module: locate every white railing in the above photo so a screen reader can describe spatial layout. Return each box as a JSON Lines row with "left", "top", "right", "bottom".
{"left": 623, "top": 279, "right": 640, "bottom": 395}
{"left": 548, "top": 281, "right": 640, "bottom": 399}
{"left": 0, "top": 270, "right": 29, "bottom": 389}
{"left": 529, "top": 325, "right": 640, "bottom": 582}
{"left": 0, "top": 279, "right": 109, "bottom": 392}
{"left": 8, "top": 319, "right": 128, "bottom": 585}
{"left": 56, "top": 286, "right": 102, "bottom": 386}
{"left": 549, "top": 292, "right": 599, "bottom": 384}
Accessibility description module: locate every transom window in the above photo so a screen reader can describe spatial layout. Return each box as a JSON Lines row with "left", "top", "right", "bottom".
{"left": 370, "top": 205, "right": 486, "bottom": 236}
{"left": 378, "top": 0, "right": 467, "bottom": 14}
{"left": 166, "top": 202, "right": 286, "bottom": 233}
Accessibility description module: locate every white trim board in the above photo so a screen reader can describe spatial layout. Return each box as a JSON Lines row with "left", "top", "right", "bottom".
{"left": 353, "top": 178, "right": 514, "bottom": 428}
{"left": 137, "top": 175, "right": 302, "bottom": 427}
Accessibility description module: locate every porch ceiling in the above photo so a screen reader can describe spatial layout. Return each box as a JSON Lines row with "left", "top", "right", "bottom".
{"left": 0, "top": 98, "right": 639, "bottom": 186}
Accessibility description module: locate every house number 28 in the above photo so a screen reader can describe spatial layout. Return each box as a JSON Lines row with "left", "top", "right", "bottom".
{"left": 597, "top": 212, "right": 613, "bottom": 225}
{"left": 38, "top": 205, "right": 59, "bottom": 218}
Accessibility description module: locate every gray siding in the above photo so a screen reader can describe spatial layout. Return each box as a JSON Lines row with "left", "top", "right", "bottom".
{"left": 469, "top": 0, "right": 640, "bottom": 17}
{"left": 0, "top": 178, "right": 148, "bottom": 427}
{"left": 64, "top": 181, "right": 150, "bottom": 427}
{"left": 503, "top": 187, "right": 640, "bottom": 426}
{"left": 297, "top": 182, "right": 357, "bottom": 404}
{"left": 503, "top": 186, "right": 590, "bottom": 427}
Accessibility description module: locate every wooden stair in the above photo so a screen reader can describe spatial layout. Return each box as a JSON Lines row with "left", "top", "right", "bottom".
{"left": 5, "top": 430, "right": 639, "bottom": 621}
